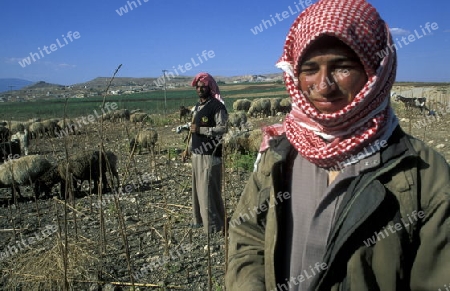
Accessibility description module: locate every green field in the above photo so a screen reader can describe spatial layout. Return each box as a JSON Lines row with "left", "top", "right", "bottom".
{"left": 0, "top": 82, "right": 289, "bottom": 121}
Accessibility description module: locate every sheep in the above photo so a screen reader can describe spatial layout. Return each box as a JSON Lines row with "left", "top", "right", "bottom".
{"left": 130, "top": 112, "right": 150, "bottom": 123}
{"left": 34, "top": 150, "right": 119, "bottom": 200}
{"left": 247, "top": 129, "right": 263, "bottom": 153}
{"left": 11, "top": 129, "right": 29, "bottom": 156}
{"left": 41, "top": 119, "right": 61, "bottom": 137}
{"left": 60, "top": 150, "right": 120, "bottom": 199}
{"left": 2, "top": 121, "right": 28, "bottom": 134}
{"left": 0, "top": 155, "right": 53, "bottom": 201}
{"left": 104, "top": 150, "right": 120, "bottom": 186}
{"left": 280, "top": 97, "right": 290, "bottom": 107}
{"left": 101, "top": 111, "right": 114, "bottom": 121}
{"left": 269, "top": 98, "right": 282, "bottom": 116}
{"left": 232, "top": 99, "right": 252, "bottom": 112}
{"left": 0, "top": 140, "right": 21, "bottom": 164}
{"left": 179, "top": 106, "right": 193, "bottom": 123}
{"left": 247, "top": 98, "right": 271, "bottom": 118}
{"left": 53, "top": 153, "right": 98, "bottom": 199}
{"left": 9, "top": 121, "right": 23, "bottom": 134}
{"left": 130, "top": 128, "right": 158, "bottom": 155}
{"left": 28, "top": 121, "right": 45, "bottom": 139}
{"left": 56, "top": 119, "right": 83, "bottom": 136}
{"left": 279, "top": 98, "right": 292, "bottom": 114}
{"left": 224, "top": 128, "right": 262, "bottom": 155}
{"left": 130, "top": 109, "right": 143, "bottom": 114}
{"left": 112, "top": 109, "right": 130, "bottom": 122}
{"left": 33, "top": 165, "right": 59, "bottom": 198}
{"left": 228, "top": 111, "right": 248, "bottom": 130}
{"left": 223, "top": 131, "right": 248, "bottom": 155}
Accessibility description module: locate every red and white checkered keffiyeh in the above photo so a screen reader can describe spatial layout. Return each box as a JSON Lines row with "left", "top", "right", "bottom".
{"left": 262, "top": 0, "right": 399, "bottom": 168}
{"left": 191, "top": 72, "right": 224, "bottom": 104}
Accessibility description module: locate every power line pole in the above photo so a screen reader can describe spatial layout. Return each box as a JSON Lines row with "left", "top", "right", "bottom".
{"left": 8, "top": 85, "right": 15, "bottom": 95}
{"left": 162, "top": 70, "right": 168, "bottom": 115}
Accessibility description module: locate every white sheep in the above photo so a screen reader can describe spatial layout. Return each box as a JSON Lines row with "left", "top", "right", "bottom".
{"left": 269, "top": 98, "right": 282, "bottom": 116}
{"left": 28, "top": 121, "right": 45, "bottom": 139}
{"left": 11, "top": 129, "right": 29, "bottom": 155}
{"left": 228, "top": 111, "right": 248, "bottom": 130}
{"left": 223, "top": 128, "right": 262, "bottom": 154}
{"left": 247, "top": 98, "right": 271, "bottom": 118}
{"left": 41, "top": 119, "right": 61, "bottom": 137}
{"left": 0, "top": 155, "right": 53, "bottom": 200}
{"left": 2, "top": 120, "right": 29, "bottom": 134}
{"left": 233, "top": 99, "right": 252, "bottom": 112}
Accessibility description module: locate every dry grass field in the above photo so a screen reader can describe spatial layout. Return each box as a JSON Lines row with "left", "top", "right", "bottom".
{"left": 0, "top": 83, "right": 448, "bottom": 290}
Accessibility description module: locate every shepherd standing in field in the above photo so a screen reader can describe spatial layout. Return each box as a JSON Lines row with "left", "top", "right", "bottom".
{"left": 226, "top": 0, "right": 450, "bottom": 290}
{"left": 182, "top": 72, "right": 228, "bottom": 234}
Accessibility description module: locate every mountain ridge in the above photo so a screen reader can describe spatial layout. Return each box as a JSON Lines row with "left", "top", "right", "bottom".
{"left": 0, "top": 78, "right": 34, "bottom": 93}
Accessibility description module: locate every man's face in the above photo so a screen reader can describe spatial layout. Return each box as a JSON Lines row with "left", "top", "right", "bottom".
{"left": 196, "top": 81, "right": 210, "bottom": 99}
{"left": 297, "top": 37, "right": 368, "bottom": 114}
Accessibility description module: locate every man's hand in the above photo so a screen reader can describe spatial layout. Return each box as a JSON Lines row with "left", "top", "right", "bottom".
{"left": 190, "top": 124, "right": 199, "bottom": 133}
{"left": 176, "top": 122, "right": 191, "bottom": 134}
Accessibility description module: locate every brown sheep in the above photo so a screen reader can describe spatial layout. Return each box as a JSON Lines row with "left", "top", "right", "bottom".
{"left": 179, "top": 106, "right": 192, "bottom": 123}
{"left": 130, "top": 129, "right": 158, "bottom": 155}
{"left": 34, "top": 150, "right": 119, "bottom": 200}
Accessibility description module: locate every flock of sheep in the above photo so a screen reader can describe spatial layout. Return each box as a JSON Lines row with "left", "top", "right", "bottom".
{"left": 0, "top": 97, "right": 290, "bottom": 204}
{"left": 178, "top": 97, "right": 291, "bottom": 131}
{"left": 0, "top": 113, "right": 158, "bottom": 203}
{"left": 223, "top": 98, "right": 290, "bottom": 153}
{"left": 0, "top": 150, "right": 119, "bottom": 202}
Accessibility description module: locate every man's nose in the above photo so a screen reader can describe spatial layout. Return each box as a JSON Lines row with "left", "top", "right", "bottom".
{"left": 314, "top": 68, "right": 336, "bottom": 95}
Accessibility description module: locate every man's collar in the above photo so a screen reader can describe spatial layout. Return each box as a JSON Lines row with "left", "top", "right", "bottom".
{"left": 199, "top": 96, "right": 212, "bottom": 105}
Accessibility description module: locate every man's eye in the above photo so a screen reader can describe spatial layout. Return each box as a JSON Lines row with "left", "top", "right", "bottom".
{"left": 334, "top": 67, "right": 351, "bottom": 74}
{"left": 334, "top": 63, "right": 361, "bottom": 72}
{"left": 299, "top": 68, "right": 317, "bottom": 75}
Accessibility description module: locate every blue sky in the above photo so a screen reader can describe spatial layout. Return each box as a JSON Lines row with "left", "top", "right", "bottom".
{"left": 1, "top": 0, "right": 449, "bottom": 85}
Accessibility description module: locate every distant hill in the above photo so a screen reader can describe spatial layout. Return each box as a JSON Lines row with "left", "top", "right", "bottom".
{"left": 71, "top": 76, "right": 194, "bottom": 89}
{"left": 0, "top": 78, "right": 33, "bottom": 93}
{"left": 71, "top": 73, "right": 284, "bottom": 89}
{"left": 23, "top": 81, "right": 65, "bottom": 90}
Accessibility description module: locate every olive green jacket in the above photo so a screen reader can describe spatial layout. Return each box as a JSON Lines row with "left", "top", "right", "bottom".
{"left": 226, "top": 127, "right": 450, "bottom": 291}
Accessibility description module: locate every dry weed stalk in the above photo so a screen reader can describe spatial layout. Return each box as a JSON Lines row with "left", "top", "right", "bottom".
{"left": 3, "top": 226, "right": 99, "bottom": 290}
{"left": 95, "top": 64, "right": 123, "bottom": 285}
{"left": 113, "top": 195, "right": 135, "bottom": 288}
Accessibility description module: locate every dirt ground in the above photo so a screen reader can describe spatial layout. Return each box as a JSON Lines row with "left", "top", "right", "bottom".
{"left": 0, "top": 94, "right": 449, "bottom": 290}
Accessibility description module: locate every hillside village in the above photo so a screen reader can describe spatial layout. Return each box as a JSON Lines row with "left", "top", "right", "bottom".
{"left": 0, "top": 74, "right": 281, "bottom": 103}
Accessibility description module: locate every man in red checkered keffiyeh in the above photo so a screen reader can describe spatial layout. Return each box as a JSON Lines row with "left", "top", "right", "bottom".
{"left": 261, "top": 0, "right": 398, "bottom": 168}
{"left": 227, "top": 1, "right": 450, "bottom": 290}
{"left": 226, "top": 0, "right": 450, "bottom": 290}
{"left": 191, "top": 72, "right": 224, "bottom": 104}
